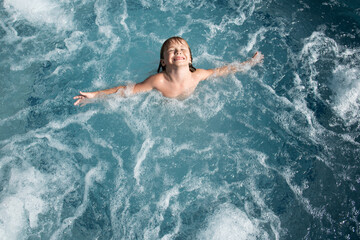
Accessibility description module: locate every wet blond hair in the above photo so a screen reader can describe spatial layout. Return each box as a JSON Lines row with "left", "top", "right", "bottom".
{"left": 157, "top": 36, "right": 196, "bottom": 73}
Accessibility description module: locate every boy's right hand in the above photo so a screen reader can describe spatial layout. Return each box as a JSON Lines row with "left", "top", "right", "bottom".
{"left": 73, "top": 91, "right": 98, "bottom": 106}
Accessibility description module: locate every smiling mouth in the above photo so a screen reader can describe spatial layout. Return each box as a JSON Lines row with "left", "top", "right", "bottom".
{"left": 174, "top": 57, "right": 185, "bottom": 61}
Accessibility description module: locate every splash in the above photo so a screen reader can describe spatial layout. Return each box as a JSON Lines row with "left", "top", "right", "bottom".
{"left": 3, "top": 0, "right": 74, "bottom": 31}
{"left": 197, "top": 203, "right": 259, "bottom": 240}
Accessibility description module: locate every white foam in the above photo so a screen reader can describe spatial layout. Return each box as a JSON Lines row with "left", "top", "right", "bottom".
{"left": 13, "top": 168, "right": 47, "bottom": 225}
{"left": 155, "top": 138, "right": 193, "bottom": 158}
{"left": 158, "top": 186, "right": 180, "bottom": 211}
{"left": 300, "top": 31, "right": 360, "bottom": 126}
{"left": 158, "top": 0, "right": 191, "bottom": 12}
{"left": 193, "top": 91, "right": 225, "bottom": 120}
{"left": 0, "top": 166, "right": 47, "bottom": 239}
{"left": 160, "top": 218, "right": 181, "bottom": 240}
{"left": 300, "top": 31, "right": 339, "bottom": 96}
{"left": 4, "top": 0, "right": 74, "bottom": 31}
{"left": 5, "top": 25, "right": 85, "bottom": 72}
{"left": 77, "top": 142, "right": 94, "bottom": 159}
{"left": 48, "top": 110, "right": 97, "bottom": 130}
{"left": 93, "top": 0, "right": 120, "bottom": 54}
{"left": 139, "top": 0, "right": 151, "bottom": 8}
{"left": 35, "top": 132, "right": 71, "bottom": 152}
{"left": 250, "top": 148, "right": 335, "bottom": 224}
{"left": 64, "top": 31, "right": 85, "bottom": 52}
{"left": 118, "top": 0, "right": 130, "bottom": 35}
{"left": 134, "top": 138, "right": 155, "bottom": 186}
{"left": 197, "top": 203, "right": 258, "bottom": 240}
{"left": 331, "top": 61, "right": 360, "bottom": 126}
{"left": 50, "top": 65, "right": 72, "bottom": 76}
{"left": 240, "top": 27, "right": 267, "bottom": 56}
{"left": 0, "top": 197, "right": 26, "bottom": 240}
{"left": 42, "top": 31, "right": 88, "bottom": 65}
{"left": 142, "top": 186, "right": 181, "bottom": 239}
{"left": 245, "top": 179, "right": 281, "bottom": 240}
{"left": 50, "top": 163, "right": 106, "bottom": 240}
{"left": 195, "top": 44, "right": 222, "bottom": 65}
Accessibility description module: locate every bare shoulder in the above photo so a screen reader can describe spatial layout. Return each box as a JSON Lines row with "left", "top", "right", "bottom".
{"left": 146, "top": 72, "right": 167, "bottom": 86}
{"left": 139, "top": 73, "right": 163, "bottom": 85}
{"left": 132, "top": 73, "right": 167, "bottom": 94}
{"left": 192, "top": 68, "right": 215, "bottom": 81}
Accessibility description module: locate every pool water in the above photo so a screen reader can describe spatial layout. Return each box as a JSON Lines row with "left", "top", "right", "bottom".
{"left": 1, "top": 0, "right": 360, "bottom": 239}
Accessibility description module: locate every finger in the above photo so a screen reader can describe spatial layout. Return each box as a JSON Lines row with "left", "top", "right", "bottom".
{"left": 74, "top": 95, "right": 86, "bottom": 100}
{"left": 74, "top": 99, "right": 82, "bottom": 106}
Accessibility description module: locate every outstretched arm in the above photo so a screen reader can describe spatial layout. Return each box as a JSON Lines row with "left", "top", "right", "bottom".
{"left": 213, "top": 51, "right": 264, "bottom": 77}
{"left": 73, "top": 86, "right": 125, "bottom": 106}
{"left": 73, "top": 75, "right": 157, "bottom": 106}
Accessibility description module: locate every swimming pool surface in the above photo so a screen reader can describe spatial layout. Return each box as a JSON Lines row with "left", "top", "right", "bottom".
{"left": 1, "top": 0, "right": 360, "bottom": 239}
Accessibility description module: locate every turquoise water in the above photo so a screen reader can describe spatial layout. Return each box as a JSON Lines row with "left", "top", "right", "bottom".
{"left": 1, "top": 0, "right": 360, "bottom": 239}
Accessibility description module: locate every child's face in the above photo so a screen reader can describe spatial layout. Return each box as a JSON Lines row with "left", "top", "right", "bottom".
{"left": 161, "top": 40, "right": 191, "bottom": 69}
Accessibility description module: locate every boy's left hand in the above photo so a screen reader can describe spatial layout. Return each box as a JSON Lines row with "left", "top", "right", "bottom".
{"left": 251, "top": 51, "right": 264, "bottom": 65}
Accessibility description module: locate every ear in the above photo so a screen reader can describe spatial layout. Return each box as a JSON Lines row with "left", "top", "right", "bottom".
{"left": 161, "top": 59, "right": 165, "bottom": 66}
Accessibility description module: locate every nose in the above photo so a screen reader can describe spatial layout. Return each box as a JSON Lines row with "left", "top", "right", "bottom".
{"left": 175, "top": 49, "right": 182, "bottom": 55}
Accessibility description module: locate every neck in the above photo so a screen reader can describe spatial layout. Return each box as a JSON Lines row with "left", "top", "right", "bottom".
{"left": 165, "top": 65, "right": 191, "bottom": 83}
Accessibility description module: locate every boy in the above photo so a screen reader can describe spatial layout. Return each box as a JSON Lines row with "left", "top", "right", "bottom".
{"left": 74, "top": 36, "right": 264, "bottom": 106}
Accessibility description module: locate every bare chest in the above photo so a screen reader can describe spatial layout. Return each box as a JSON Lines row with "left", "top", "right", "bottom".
{"left": 160, "top": 79, "right": 199, "bottom": 98}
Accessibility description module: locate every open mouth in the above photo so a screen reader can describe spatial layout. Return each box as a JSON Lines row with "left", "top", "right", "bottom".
{"left": 174, "top": 56, "right": 186, "bottom": 61}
